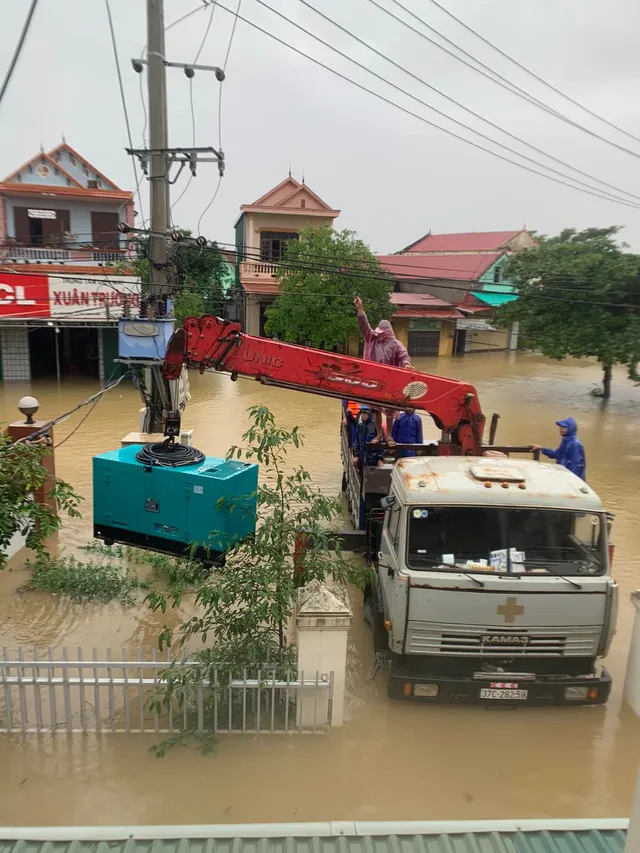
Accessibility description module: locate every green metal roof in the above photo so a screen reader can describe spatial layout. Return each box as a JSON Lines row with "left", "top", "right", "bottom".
{"left": 0, "top": 821, "right": 628, "bottom": 853}
{"left": 473, "top": 292, "right": 519, "bottom": 307}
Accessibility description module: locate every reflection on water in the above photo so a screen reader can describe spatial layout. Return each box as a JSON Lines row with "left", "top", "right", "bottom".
{"left": 0, "top": 351, "right": 639, "bottom": 825}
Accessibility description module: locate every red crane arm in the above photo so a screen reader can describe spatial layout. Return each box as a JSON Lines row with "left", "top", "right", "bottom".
{"left": 163, "top": 316, "right": 485, "bottom": 454}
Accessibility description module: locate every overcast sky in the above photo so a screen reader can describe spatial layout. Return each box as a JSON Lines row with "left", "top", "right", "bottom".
{"left": 2, "top": 0, "right": 640, "bottom": 253}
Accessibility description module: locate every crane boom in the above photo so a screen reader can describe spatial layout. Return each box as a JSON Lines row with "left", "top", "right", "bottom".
{"left": 163, "top": 316, "right": 485, "bottom": 454}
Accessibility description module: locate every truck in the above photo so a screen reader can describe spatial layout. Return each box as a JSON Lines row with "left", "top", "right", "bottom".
{"left": 157, "top": 314, "right": 617, "bottom": 706}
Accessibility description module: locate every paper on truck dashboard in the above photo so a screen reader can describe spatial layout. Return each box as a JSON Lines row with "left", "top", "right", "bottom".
{"left": 490, "top": 548, "right": 526, "bottom": 572}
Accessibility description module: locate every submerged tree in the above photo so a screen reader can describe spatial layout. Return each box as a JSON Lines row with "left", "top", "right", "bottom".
{"left": 0, "top": 435, "right": 82, "bottom": 570}
{"left": 265, "top": 225, "right": 394, "bottom": 350}
{"left": 146, "top": 406, "right": 367, "bottom": 750}
{"left": 500, "top": 227, "right": 640, "bottom": 399}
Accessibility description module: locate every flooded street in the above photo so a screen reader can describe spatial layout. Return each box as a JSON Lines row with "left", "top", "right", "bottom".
{"left": 1, "top": 351, "right": 640, "bottom": 825}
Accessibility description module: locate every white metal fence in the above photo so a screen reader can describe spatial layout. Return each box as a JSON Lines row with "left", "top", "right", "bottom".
{"left": 0, "top": 647, "right": 333, "bottom": 736}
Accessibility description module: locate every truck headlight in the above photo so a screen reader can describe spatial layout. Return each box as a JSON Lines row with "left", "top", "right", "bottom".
{"left": 414, "top": 684, "right": 439, "bottom": 698}
{"left": 565, "top": 686, "right": 588, "bottom": 700}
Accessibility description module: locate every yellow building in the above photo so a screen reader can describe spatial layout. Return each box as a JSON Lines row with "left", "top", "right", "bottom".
{"left": 235, "top": 176, "right": 340, "bottom": 336}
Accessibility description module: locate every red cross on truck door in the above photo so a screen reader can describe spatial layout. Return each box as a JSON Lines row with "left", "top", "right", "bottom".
{"left": 0, "top": 273, "right": 49, "bottom": 318}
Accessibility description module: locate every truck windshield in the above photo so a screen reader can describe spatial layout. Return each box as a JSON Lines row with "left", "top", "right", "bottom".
{"left": 407, "top": 507, "right": 605, "bottom": 575}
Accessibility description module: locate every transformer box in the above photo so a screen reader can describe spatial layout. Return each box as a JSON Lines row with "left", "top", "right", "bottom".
{"left": 93, "top": 445, "right": 258, "bottom": 562}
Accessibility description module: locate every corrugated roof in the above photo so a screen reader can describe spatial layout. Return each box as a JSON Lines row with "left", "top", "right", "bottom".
{"left": 403, "top": 231, "right": 522, "bottom": 254}
{"left": 473, "top": 292, "right": 519, "bottom": 306}
{"left": 377, "top": 253, "right": 499, "bottom": 282}
{"left": 0, "top": 826, "right": 627, "bottom": 853}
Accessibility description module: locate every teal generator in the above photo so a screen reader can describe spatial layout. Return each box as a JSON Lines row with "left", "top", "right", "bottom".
{"left": 93, "top": 444, "right": 258, "bottom": 563}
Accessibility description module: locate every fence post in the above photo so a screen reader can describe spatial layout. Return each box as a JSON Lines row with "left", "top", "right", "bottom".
{"left": 296, "top": 579, "right": 352, "bottom": 728}
{"left": 626, "top": 756, "right": 640, "bottom": 851}
{"left": 624, "top": 591, "right": 640, "bottom": 716}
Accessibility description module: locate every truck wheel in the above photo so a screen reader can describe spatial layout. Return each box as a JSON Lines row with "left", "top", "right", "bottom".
{"left": 364, "top": 584, "right": 387, "bottom": 652}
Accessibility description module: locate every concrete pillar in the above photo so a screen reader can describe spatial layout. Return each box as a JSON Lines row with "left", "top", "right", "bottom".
{"left": 438, "top": 321, "right": 455, "bottom": 357}
{"left": 508, "top": 321, "right": 520, "bottom": 351}
{"left": 627, "top": 758, "right": 640, "bottom": 851}
{"left": 392, "top": 318, "right": 409, "bottom": 348}
{"left": 624, "top": 591, "right": 640, "bottom": 716}
{"left": 296, "top": 579, "right": 352, "bottom": 728}
{"left": 6, "top": 421, "right": 57, "bottom": 516}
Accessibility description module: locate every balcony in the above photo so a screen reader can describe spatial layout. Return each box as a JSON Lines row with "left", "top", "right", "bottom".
{"left": 239, "top": 261, "right": 282, "bottom": 295}
{"left": 240, "top": 261, "right": 279, "bottom": 278}
{"left": 0, "top": 242, "right": 127, "bottom": 266}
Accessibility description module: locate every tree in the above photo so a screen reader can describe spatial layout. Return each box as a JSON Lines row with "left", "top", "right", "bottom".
{"left": 265, "top": 226, "right": 394, "bottom": 350}
{"left": 146, "top": 406, "right": 368, "bottom": 749}
{"left": 121, "top": 230, "right": 228, "bottom": 326}
{"left": 0, "top": 436, "right": 82, "bottom": 570}
{"left": 500, "top": 227, "right": 640, "bottom": 399}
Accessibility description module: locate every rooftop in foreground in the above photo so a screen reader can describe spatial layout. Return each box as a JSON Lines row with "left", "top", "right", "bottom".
{"left": 0, "top": 820, "right": 628, "bottom": 853}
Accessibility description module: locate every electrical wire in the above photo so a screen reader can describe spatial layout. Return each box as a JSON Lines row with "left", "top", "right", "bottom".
{"left": 371, "top": 0, "right": 640, "bottom": 161}
{"left": 218, "top": 0, "right": 243, "bottom": 151}
{"left": 104, "top": 0, "right": 146, "bottom": 225}
{"left": 197, "top": 176, "right": 223, "bottom": 237}
{"left": 212, "top": 1, "right": 640, "bottom": 209}
{"left": 170, "top": 3, "right": 218, "bottom": 224}
{"left": 422, "top": 0, "right": 640, "bottom": 148}
{"left": 290, "top": 0, "right": 640, "bottom": 204}
{"left": 10, "top": 372, "right": 133, "bottom": 448}
{"left": 0, "top": 0, "right": 39, "bottom": 110}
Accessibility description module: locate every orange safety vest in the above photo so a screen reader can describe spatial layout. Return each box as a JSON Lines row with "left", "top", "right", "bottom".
{"left": 345, "top": 401, "right": 361, "bottom": 417}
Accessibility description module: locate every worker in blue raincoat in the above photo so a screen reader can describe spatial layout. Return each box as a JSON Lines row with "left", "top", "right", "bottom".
{"left": 532, "top": 417, "right": 586, "bottom": 480}
{"left": 389, "top": 407, "right": 423, "bottom": 457}
{"left": 353, "top": 406, "right": 384, "bottom": 469}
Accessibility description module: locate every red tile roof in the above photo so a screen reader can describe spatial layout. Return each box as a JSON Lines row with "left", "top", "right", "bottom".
{"left": 377, "top": 253, "right": 499, "bottom": 282}
{"left": 403, "top": 231, "right": 522, "bottom": 254}
{"left": 390, "top": 291, "right": 462, "bottom": 319}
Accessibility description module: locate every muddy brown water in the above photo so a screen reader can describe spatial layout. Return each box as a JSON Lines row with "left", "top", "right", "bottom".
{"left": 1, "top": 351, "right": 640, "bottom": 826}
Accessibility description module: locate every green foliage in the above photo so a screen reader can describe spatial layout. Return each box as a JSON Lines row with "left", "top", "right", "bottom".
{"left": 0, "top": 434, "right": 82, "bottom": 570}
{"left": 26, "top": 552, "right": 146, "bottom": 603}
{"left": 146, "top": 406, "right": 369, "bottom": 752}
{"left": 265, "top": 226, "right": 394, "bottom": 349}
{"left": 500, "top": 227, "right": 640, "bottom": 398}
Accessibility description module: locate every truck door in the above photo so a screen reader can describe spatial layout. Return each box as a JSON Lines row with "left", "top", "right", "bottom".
{"left": 380, "top": 504, "right": 402, "bottom": 616}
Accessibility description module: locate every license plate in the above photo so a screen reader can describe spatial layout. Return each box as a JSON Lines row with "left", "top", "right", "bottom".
{"left": 480, "top": 688, "right": 528, "bottom": 700}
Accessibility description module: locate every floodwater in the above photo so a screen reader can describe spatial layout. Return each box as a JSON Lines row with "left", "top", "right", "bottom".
{"left": 1, "top": 351, "right": 640, "bottom": 826}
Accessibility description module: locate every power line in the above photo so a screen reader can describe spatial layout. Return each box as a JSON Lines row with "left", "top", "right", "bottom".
{"left": 0, "top": 0, "right": 39, "bottom": 110}
{"left": 170, "top": 1, "right": 219, "bottom": 224}
{"left": 104, "top": 0, "right": 146, "bottom": 224}
{"left": 372, "top": 0, "right": 640, "bottom": 161}
{"left": 218, "top": 0, "right": 243, "bottom": 151}
{"left": 10, "top": 372, "right": 133, "bottom": 448}
{"left": 212, "top": 1, "right": 640, "bottom": 209}
{"left": 422, "top": 0, "right": 640, "bottom": 148}
{"left": 291, "top": 0, "right": 640, "bottom": 204}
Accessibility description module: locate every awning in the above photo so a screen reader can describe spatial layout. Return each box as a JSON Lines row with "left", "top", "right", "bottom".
{"left": 474, "top": 292, "right": 518, "bottom": 307}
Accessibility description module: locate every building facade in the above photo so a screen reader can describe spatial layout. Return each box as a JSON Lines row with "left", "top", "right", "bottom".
{"left": 379, "top": 229, "right": 536, "bottom": 356}
{"left": 235, "top": 176, "right": 340, "bottom": 336}
{"left": 0, "top": 143, "right": 136, "bottom": 381}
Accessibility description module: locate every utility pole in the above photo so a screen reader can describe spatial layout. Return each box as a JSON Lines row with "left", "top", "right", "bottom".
{"left": 125, "top": 0, "right": 226, "bottom": 434}
{"left": 146, "top": 0, "right": 170, "bottom": 304}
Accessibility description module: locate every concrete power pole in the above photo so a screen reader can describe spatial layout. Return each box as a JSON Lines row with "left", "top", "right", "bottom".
{"left": 145, "top": 0, "right": 170, "bottom": 432}
{"left": 146, "top": 0, "right": 171, "bottom": 304}
{"left": 127, "top": 0, "right": 225, "bottom": 433}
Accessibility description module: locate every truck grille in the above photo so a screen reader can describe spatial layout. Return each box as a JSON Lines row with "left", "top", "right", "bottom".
{"left": 406, "top": 622, "right": 601, "bottom": 657}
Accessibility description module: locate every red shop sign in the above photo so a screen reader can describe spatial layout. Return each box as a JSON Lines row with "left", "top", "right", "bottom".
{"left": 0, "top": 273, "right": 50, "bottom": 318}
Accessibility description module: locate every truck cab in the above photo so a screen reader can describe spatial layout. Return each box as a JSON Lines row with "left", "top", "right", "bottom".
{"left": 368, "top": 456, "right": 617, "bottom": 705}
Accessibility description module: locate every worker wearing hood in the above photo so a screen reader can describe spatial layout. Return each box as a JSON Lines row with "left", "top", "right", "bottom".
{"left": 532, "top": 417, "right": 586, "bottom": 480}
{"left": 353, "top": 297, "right": 412, "bottom": 368}
{"left": 353, "top": 296, "right": 412, "bottom": 438}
